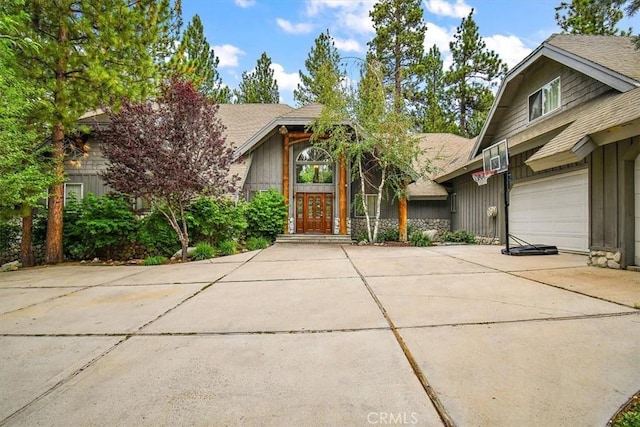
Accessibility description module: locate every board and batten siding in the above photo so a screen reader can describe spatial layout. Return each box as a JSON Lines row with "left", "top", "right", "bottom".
{"left": 451, "top": 171, "right": 502, "bottom": 239}
{"left": 64, "top": 140, "right": 111, "bottom": 197}
{"left": 493, "top": 58, "right": 611, "bottom": 144}
{"left": 590, "top": 137, "right": 639, "bottom": 267}
{"left": 243, "top": 132, "right": 283, "bottom": 196}
{"left": 451, "top": 151, "right": 587, "bottom": 241}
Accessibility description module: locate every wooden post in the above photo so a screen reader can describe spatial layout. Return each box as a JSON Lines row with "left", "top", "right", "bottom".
{"left": 398, "top": 192, "right": 408, "bottom": 242}
{"left": 339, "top": 155, "right": 347, "bottom": 235}
{"left": 282, "top": 133, "right": 290, "bottom": 234}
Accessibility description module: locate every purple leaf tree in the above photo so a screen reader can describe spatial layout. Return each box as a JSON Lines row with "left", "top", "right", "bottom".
{"left": 100, "top": 78, "right": 237, "bottom": 262}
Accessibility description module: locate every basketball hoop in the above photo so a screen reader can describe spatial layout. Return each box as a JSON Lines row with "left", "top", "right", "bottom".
{"left": 472, "top": 170, "right": 496, "bottom": 186}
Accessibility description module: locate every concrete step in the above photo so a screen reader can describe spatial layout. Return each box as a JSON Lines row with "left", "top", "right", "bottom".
{"left": 275, "top": 234, "right": 354, "bottom": 245}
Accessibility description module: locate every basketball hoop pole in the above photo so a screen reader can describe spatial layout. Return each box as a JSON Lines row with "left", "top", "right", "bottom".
{"left": 503, "top": 171, "right": 510, "bottom": 255}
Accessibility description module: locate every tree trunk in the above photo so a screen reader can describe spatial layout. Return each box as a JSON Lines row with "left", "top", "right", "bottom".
{"left": 181, "top": 239, "right": 189, "bottom": 263}
{"left": 46, "top": 22, "right": 67, "bottom": 265}
{"left": 20, "top": 208, "right": 34, "bottom": 267}
{"left": 45, "top": 121, "right": 65, "bottom": 264}
{"left": 398, "top": 192, "right": 407, "bottom": 242}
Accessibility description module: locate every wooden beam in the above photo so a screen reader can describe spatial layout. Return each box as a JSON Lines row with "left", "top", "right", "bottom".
{"left": 339, "top": 155, "right": 347, "bottom": 235}
{"left": 398, "top": 192, "right": 408, "bottom": 242}
{"left": 282, "top": 133, "right": 290, "bottom": 234}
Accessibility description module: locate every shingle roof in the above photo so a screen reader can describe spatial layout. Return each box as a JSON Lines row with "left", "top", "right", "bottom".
{"left": 546, "top": 34, "right": 640, "bottom": 81}
{"left": 216, "top": 104, "right": 293, "bottom": 149}
{"left": 280, "top": 103, "right": 323, "bottom": 119}
{"left": 407, "top": 133, "right": 475, "bottom": 198}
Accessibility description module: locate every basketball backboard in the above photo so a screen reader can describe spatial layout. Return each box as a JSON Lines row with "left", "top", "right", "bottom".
{"left": 482, "top": 139, "right": 508, "bottom": 174}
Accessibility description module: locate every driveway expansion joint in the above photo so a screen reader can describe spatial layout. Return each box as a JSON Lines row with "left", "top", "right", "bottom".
{"left": 0, "top": 335, "right": 132, "bottom": 426}
{"left": 341, "top": 246, "right": 455, "bottom": 427}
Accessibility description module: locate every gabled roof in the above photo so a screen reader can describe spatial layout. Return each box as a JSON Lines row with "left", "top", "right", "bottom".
{"left": 470, "top": 34, "right": 640, "bottom": 160}
{"left": 233, "top": 103, "right": 330, "bottom": 158}
{"left": 547, "top": 34, "right": 640, "bottom": 81}
{"left": 216, "top": 104, "right": 293, "bottom": 149}
{"left": 407, "top": 133, "right": 475, "bottom": 199}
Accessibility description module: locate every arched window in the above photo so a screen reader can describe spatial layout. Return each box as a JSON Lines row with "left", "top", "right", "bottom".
{"left": 296, "top": 147, "right": 333, "bottom": 184}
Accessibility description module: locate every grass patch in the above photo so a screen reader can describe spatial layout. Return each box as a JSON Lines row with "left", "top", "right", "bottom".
{"left": 246, "top": 236, "right": 270, "bottom": 251}
{"left": 141, "top": 255, "right": 168, "bottom": 266}
{"left": 191, "top": 243, "right": 215, "bottom": 260}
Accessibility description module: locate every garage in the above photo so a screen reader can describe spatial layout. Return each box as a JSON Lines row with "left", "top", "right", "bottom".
{"left": 509, "top": 169, "right": 588, "bottom": 252}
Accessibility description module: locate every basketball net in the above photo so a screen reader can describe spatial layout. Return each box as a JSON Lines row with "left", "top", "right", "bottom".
{"left": 472, "top": 170, "right": 496, "bottom": 186}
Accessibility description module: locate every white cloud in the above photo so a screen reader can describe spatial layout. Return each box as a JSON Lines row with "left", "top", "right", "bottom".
{"left": 305, "top": 0, "right": 363, "bottom": 17}
{"left": 276, "top": 18, "right": 314, "bottom": 34}
{"left": 234, "top": 0, "right": 255, "bottom": 8}
{"left": 424, "top": 0, "right": 472, "bottom": 18}
{"left": 424, "top": 22, "right": 454, "bottom": 53}
{"left": 344, "top": 10, "right": 374, "bottom": 34}
{"left": 305, "top": 0, "right": 375, "bottom": 34}
{"left": 213, "top": 44, "right": 245, "bottom": 68}
{"left": 484, "top": 34, "right": 532, "bottom": 70}
{"left": 334, "top": 37, "right": 364, "bottom": 53}
{"left": 271, "top": 63, "right": 301, "bottom": 93}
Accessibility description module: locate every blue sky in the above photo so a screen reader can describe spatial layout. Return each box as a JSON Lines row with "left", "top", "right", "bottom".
{"left": 181, "top": 0, "right": 639, "bottom": 105}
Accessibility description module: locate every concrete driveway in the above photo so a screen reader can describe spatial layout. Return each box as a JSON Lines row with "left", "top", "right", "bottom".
{"left": 1, "top": 244, "right": 639, "bottom": 426}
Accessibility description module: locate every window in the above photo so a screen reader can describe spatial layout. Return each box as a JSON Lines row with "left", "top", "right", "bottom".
{"left": 354, "top": 193, "right": 378, "bottom": 218}
{"left": 63, "top": 183, "right": 83, "bottom": 205}
{"left": 296, "top": 147, "right": 333, "bottom": 184}
{"left": 450, "top": 192, "right": 457, "bottom": 213}
{"left": 528, "top": 77, "right": 560, "bottom": 121}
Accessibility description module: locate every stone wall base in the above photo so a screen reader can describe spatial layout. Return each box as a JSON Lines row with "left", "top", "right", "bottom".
{"left": 587, "top": 249, "right": 622, "bottom": 269}
{"left": 350, "top": 218, "right": 450, "bottom": 241}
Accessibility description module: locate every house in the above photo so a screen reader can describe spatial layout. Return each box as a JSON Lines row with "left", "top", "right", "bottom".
{"left": 71, "top": 103, "right": 466, "bottom": 240}
{"left": 435, "top": 34, "right": 640, "bottom": 269}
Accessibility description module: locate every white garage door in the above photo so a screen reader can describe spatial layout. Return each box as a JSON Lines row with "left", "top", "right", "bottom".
{"left": 509, "top": 169, "right": 588, "bottom": 252}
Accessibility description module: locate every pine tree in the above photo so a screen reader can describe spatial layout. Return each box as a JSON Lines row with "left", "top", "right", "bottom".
{"left": 0, "top": 0, "right": 57, "bottom": 266}
{"left": 9, "top": 0, "right": 170, "bottom": 263}
{"left": 418, "top": 44, "right": 457, "bottom": 133}
{"left": 172, "top": 14, "right": 231, "bottom": 102}
{"left": 555, "top": 0, "right": 628, "bottom": 35}
{"left": 445, "top": 9, "right": 507, "bottom": 138}
{"left": 294, "top": 30, "right": 343, "bottom": 106}
{"left": 367, "top": 0, "right": 427, "bottom": 114}
{"left": 234, "top": 52, "right": 280, "bottom": 103}
{"left": 152, "top": 0, "right": 183, "bottom": 85}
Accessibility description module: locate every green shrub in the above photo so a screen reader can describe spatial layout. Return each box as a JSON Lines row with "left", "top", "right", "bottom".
{"left": 442, "top": 230, "right": 476, "bottom": 244}
{"left": 191, "top": 242, "right": 215, "bottom": 260}
{"left": 352, "top": 230, "right": 369, "bottom": 243}
{"left": 245, "top": 189, "right": 287, "bottom": 242}
{"left": 0, "top": 219, "right": 21, "bottom": 253}
{"left": 32, "top": 208, "right": 48, "bottom": 247}
{"left": 63, "top": 193, "right": 138, "bottom": 260}
{"left": 141, "top": 255, "right": 168, "bottom": 266}
{"left": 186, "top": 196, "right": 247, "bottom": 246}
{"left": 217, "top": 240, "right": 237, "bottom": 256}
{"left": 245, "top": 236, "right": 270, "bottom": 251}
{"left": 378, "top": 228, "right": 399, "bottom": 242}
{"left": 614, "top": 411, "right": 640, "bottom": 427}
{"left": 409, "top": 231, "right": 432, "bottom": 247}
{"left": 136, "top": 210, "right": 180, "bottom": 257}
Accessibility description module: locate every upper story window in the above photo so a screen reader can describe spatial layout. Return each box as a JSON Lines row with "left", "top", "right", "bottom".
{"left": 296, "top": 147, "right": 333, "bottom": 184}
{"left": 528, "top": 77, "right": 560, "bottom": 122}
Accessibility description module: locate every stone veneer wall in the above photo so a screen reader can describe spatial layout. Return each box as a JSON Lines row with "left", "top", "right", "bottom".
{"left": 587, "top": 249, "right": 622, "bottom": 269}
{"left": 351, "top": 218, "right": 450, "bottom": 241}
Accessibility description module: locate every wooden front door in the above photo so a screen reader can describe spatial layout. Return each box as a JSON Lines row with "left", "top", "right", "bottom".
{"left": 295, "top": 193, "right": 333, "bottom": 234}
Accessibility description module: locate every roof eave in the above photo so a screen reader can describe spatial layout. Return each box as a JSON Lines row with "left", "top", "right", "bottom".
{"left": 234, "top": 117, "right": 352, "bottom": 158}
{"left": 470, "top": 41, "right": 639, "bottom": 160}
{"left": 434, "top": 158, "right": 483, "bottom": 183}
